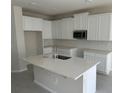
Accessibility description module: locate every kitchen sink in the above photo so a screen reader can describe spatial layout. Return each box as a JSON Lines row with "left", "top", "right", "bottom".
{"left": 56, "top": 55, "right": 71, "bottom": 60}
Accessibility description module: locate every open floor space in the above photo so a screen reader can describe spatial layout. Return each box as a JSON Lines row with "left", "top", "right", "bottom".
{"left": 11, "top": 70, "right": 112, "bottom": 93}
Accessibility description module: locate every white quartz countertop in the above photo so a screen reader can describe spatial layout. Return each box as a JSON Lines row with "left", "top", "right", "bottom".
{"left": 24, "top": 55, "right": 99, "bottom": 80}
{"left": 81, "top": 48, "right": 111, "bottom": 55}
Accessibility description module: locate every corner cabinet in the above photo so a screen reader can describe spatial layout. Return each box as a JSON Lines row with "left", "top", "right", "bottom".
{"left": 23, "top": 16, "right": 43, "bottom": 31}
{"left": 23, "top": 16, "right": 52, "bottom": 39}
{"left": 88, "top": 13, "right": 112, "bottom": 41}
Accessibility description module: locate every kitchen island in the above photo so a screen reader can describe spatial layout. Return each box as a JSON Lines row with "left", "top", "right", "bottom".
{"left": 24, "top": 55, "right": 99, "bottom": 93}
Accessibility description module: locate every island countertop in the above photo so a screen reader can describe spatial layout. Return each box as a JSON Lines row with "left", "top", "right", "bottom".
{"left": 24, "top": 55, "right": 99, "bottom": 80}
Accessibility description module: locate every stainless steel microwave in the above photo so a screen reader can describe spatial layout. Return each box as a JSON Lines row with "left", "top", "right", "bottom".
{"left": 73, "top": 30, "right": 87, "bottom": 39}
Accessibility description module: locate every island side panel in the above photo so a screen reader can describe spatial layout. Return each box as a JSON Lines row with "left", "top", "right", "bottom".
{"left": 83, "top": 66, "right": 96, "bottom": 93}
{"left": 33, "top": 66, "right": 83, "bottom": 93}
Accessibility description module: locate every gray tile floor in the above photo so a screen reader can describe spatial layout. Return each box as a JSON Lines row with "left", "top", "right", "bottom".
{"left": 11, "top": 70, "right": 112, "bottom": 93}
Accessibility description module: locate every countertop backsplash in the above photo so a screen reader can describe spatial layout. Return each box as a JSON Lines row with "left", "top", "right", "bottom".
{"left": 44, "top": 39, "right": 112, "bottom": 51}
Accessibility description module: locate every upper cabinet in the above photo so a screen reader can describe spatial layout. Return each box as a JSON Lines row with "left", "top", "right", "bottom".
{"left": 88, "top": 13, "right": 112, "bottom": 41}
{"left": 74, "top": 13, "right": 89, "bottom": 30}
{"left": 88, "top": 15, "right": 99, "bottom": 40}
{"left": 23, "top": 16, "right": 52, "bottom": 39}
{"left": 98, "top": 13, "right": 112, "bottom": 41}
{"left": 61, "top": 18, "right": 74, "bottom": 39}
{"left": 52, "top": 20, "right": 62, "bottom": 39}
{"left": 42, "top": 20, "right": 52, "bottom": 39}
{"left": 23, "top": 16, "right": 43, "bottom": 31}
{"left": 52, "top": 18, "right": 74, "bottom": 39}
{"left": 23, "top": 13, "right": 112, "bottom": 41}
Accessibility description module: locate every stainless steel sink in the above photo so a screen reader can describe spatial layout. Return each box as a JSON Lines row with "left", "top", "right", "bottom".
{"left": 56, "top": 55, "right": 71, "bottom": 60}
{"left": 43, "top": 54, "right": 71, "bottom": 60}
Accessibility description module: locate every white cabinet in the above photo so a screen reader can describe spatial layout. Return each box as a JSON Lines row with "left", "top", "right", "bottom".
{"left": 52, "top": 20, "right": 62, "bottom": 39}
{"left": 88, "top": 15, "right": 99, "bottom": 40}
{"left": 42, "top": 20, "right": 52, "bottom": 39}
{"left": 98, "top": 13, "right": 112, "bottom": 41}
{"left": 84, "top": 52, "right": 112, "bottom": 75}
{"left": 88, "top": 13, "right": 112, "bottom": 41}
{"left": 23, "top": 16, "right": 53, "bottom": 39}
{"left": 74, "top": 13, "right": 89, "bottom": 30}
{"left": 52, "top": 21, "right": 57, "bottom": 39}
{"left": 52, "top": 18, "right": 74, "bottom": 39}
{"left": 61, "top": 18, "right": 74, "bottom": 39}
{"left": 23, "top": 16, "right": 43, "bottom": 31}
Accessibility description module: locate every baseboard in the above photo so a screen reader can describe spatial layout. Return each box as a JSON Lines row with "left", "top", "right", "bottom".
{"left": 34, "top": 80, "right": 56, "bottom": 93}
{"left": 11, "top": 68, "right": 27, "bottom": 73}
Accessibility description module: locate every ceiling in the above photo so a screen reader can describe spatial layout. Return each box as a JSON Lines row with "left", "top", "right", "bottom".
{"left": 12, "top": 0, "right": 112, "bottom": 16}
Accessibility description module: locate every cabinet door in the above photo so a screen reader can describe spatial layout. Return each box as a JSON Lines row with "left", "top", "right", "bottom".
{"left": 98, "top": 13, "right": 112, "bottom": 41}
{"left": 61, "top": 19, "right": 67, "bottom": 39}
{"left": 56, "top": 20, "right": 62, "bottom": 39}
{"left": 88, "top": 15, "right": 99, "bottom": 40}
{"left": 31, "top": 17, "right": 42, "bottom": 30}
{"left": 52, "top": 20, "right": 62, "bottom": 39}
{"left": 66, "top": 18, "right": 74, "bottom": 39}
{"left": 74, "top": 13, "right": 88, "bottom": 30}
{"left": 52, "top": 21, "right": 57, "bottom": 39}
{"left": 23, "top": 16, "right": 42, "bottom": 31}
{"left": 42, "top": 20, "right": 52, "bottom": 39}
{"left": 61, "top": 18, "right": 74, "bottom": 39}
{"left": 23, "top": 16, "right": 33, "bottom": 30}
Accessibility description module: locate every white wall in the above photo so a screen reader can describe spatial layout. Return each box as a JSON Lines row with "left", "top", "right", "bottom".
{"left": 11, "top": 6, "right": 20, "bottom": 71}
{"left": 11, "top": 6, "right": 27, "bottom": 72}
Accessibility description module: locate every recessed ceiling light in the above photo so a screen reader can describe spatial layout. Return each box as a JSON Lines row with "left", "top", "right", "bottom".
{"left": 85, "top": 0, "right": 93, "bottom": 3}
{"left": 31, "top": 2, "right": 37, "bottom": 5}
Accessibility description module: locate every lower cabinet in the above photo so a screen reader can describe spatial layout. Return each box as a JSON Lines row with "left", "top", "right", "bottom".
{"left": 84, "top": 52, "right": 112, "bottom": 75}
